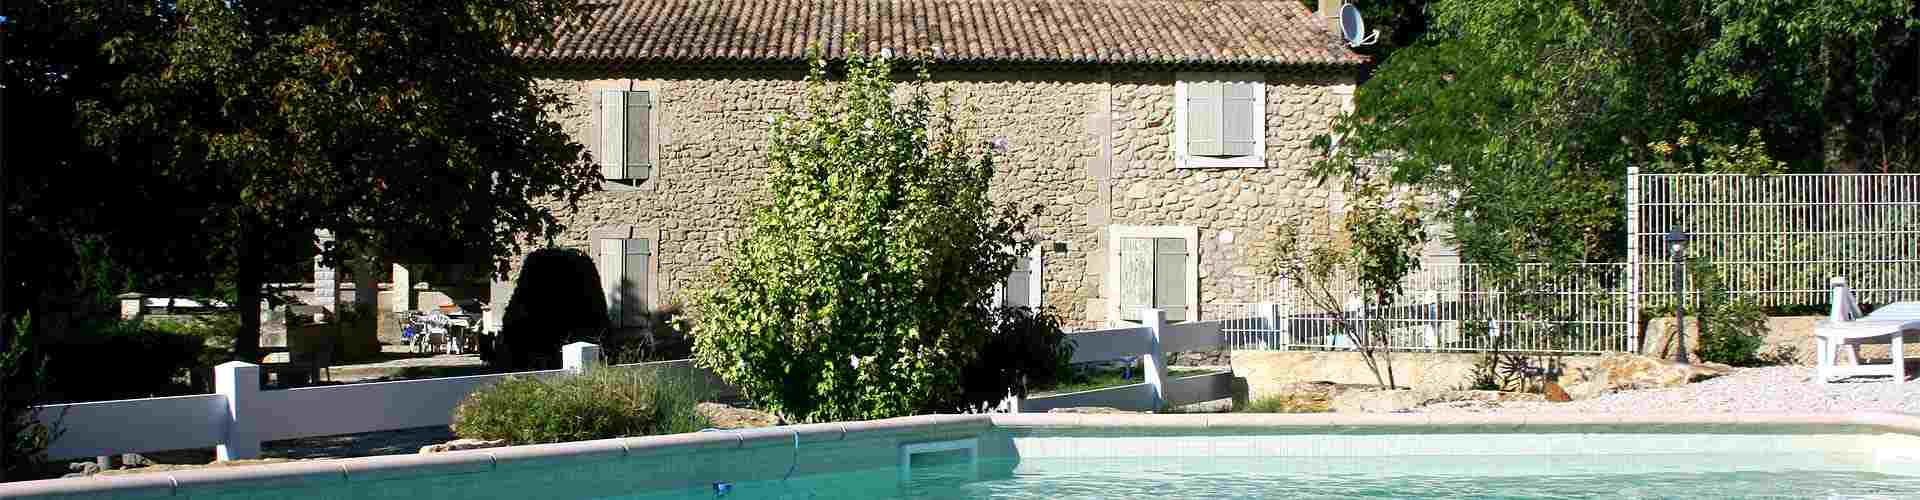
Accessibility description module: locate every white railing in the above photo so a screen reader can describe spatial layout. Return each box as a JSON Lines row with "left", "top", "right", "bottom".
{"left": 1631, "top": 172, "right": 1920, "bottom": 307}
{"left": 32, "top": 344, "right": 730, "bottom": 461}
{"left": 1212, "top": 263, "right": 1633, "bottom": 354}
{"left": 1016, "top": 308, "right": 1234, "bottom": 412}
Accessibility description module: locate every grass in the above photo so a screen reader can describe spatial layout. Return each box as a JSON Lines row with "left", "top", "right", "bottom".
{"left": 1029, "top": 362, "right": 1217, "bottom": 397}
{"left": 1231, "top": 394, "right": 1332, "bottom": 413}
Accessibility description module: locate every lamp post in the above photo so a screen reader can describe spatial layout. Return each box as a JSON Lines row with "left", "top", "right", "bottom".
{"left": 1665, "top": 229, "right": 1692, "bottom": 364}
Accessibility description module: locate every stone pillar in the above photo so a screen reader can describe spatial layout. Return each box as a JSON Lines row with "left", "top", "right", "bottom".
{"left": 311, "top": 230, "right": 336, "bottom": 308}
{"left": 390, "top": 263, "right": 411, "bottom": 312}
{"left": 117, "top": 292, "right": 147, "bottom": 321}
{"left": 215, "top": 361, "right": 261, "bottom": 461}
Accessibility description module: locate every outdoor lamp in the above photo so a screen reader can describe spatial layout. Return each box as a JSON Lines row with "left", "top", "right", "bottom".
{"left": 1665, "top": 229, "right": 1692, "bottom": 363}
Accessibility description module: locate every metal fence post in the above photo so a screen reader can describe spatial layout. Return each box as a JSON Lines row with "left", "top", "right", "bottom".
{"left": 1140, "top": 308, "right": 1169, "bottom": 411}
{"left": 215, "top": 361, "right": 262, "bottom": 461}
{"left": 1625, "top": 164, "right": 1641, "bottom": 353}
{"left": 562, "top": 342, "right": 603, "bottom": 373}
{"left": 1256, "top": 302, "right": 1282, "bottom": 349}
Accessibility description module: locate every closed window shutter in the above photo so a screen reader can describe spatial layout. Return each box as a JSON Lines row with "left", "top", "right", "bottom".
{"left": 1118, "top": 237, "right": 1154, "bottom": 320}
{"left": 1185, "top": 80, "right": 1223, "bottom": 157}
{"left": 598, "top": 238, "right": 624, "bottom": 324}
{"left": 1221, "top": 81, "right": 1260, "bottom": 157}
{"left": 598, "top": 91, "right": 626, "bottom": 180}
{"left": 1153, "top": 238, "right": 1188, "bottom": 321}
{"left": 620, "top": 239, "right": 650, "bottom": 327}
{"left": 1004, "top": 253, "right": 1033, "bottom": 309}
{"left": 624, "top": 91, "right": 652, "bottom": 180}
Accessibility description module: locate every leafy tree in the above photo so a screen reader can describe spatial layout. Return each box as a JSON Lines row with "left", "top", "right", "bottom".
{"left": 1318, "top": 0, "right": 1917, "bottom": 269}
{"left": 9, "top": 0, "right": 602, "bottom": 361}
{"left": 1262, "top": 181, "right": 1427, "bottom": 388}
{"left": 691, "top": 51, "right": 1034, "bottom": 422}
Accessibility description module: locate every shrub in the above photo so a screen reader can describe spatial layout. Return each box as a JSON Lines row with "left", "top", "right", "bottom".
{"left": 1652, "top": 260, "right": 1770, "bottom": 366}
{"left": 2, "top": 314, "right": 59, "bottom": 481}
{"left": 40, "top": 316, "right": 222, "bottom": 402}
{"left": 1234, "top": 394, "right": 1331, "bottom": 413}
{"left": 451, "top": 367, "right": 709, "bottom": 445}
{"left": 690, "top": 49, "right": 1033, "bottom": 422}
{"left": 951, "top": 306, "right": 1074, "bottom": 410}
{"left": 498, "top": 248, "right": 607, "bottom": 370}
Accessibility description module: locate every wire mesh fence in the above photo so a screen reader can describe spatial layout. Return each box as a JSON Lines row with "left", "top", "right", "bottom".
{"left": 1631, "top": 173, "right": 1920, "bottom": 307}
{"left": 1210, "top": 263, "right": 1632, "bottom": 354}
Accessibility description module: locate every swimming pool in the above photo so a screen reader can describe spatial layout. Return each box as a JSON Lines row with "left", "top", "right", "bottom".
{"left": 8, "top": 413, "right": 1920, "bottom": 499}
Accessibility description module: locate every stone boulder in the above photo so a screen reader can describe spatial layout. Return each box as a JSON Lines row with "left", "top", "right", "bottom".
{"left": 1556, "top": 352, "right": 1732, "bottom": 400}
{"left": 696, "top": 402, "right": 781, "bottom": 429}
{"left": 419, "top": 438, "right": 507, "bottom": 454}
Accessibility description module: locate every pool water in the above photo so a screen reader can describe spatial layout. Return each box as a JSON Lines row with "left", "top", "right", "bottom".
{"left": 620, "top": 453, "right": 1920, "bottom": 499}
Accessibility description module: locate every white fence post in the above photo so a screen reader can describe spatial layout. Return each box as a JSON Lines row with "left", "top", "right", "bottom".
{"left": 215, "top": 361, "right": 261, "bottom": 461}
{"left": 1140, "top": 308, "right": 1169, "bottom": 411}
{"left": 562, "top": 342, "right": 603, "bottom": 373}
{"left": 1625, "top": 164, "right": 1641, "bottom": 353}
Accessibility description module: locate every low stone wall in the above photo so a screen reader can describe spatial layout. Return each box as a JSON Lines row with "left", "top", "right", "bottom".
{"left": 1231, "top": 351, "right": 1566, "bottom": 396}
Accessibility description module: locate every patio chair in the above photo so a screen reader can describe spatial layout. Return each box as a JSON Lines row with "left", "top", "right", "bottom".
{"left": 1814, "top": 276, "right": 1920, "bottom": 383}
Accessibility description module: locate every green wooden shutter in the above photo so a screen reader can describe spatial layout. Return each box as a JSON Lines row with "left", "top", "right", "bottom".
{"left": 1152, "top": 238, "right": 1188, "bottom": 321}
{"left": 598, "top": 91, "right": 626, "bottom": 180}
{"left": 1118, "top": 237, "right": 1154, "bottom": 320}
{"left": 1185, "top": 80, "right": 1223, "bottom": 157}
{"left": 597, "top": 238, "right": 624, "bottom": 324}
{"left": 624, "top": 91, "right": 652, "bottom": 180}
{"left": 1221, "top": 82, "right": 1260, "bottom": 157}
{"left": 620, "top": 239, "right": 650, "bottom": 327}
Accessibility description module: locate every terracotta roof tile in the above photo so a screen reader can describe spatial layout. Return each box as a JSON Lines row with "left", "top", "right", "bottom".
{"left": 519, "top": 0, "right": 1364, "bottom": 67}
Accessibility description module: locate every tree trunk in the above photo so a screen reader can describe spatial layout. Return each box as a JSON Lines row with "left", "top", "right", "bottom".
{"left": 233, "top": 250, "right": 263, "bottom": 363}
{"left": 1824, "top": 33, "right": 1866, "bottom": 173}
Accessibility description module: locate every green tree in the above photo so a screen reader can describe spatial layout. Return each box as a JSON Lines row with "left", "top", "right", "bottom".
{"left": 13, "top": 0, "right": 602, "bottom": 361}
{"left": 1319, "top": 0, "right": 1917, "bottom": 268}
{"left": 691, "top": 51, "right": 1034, "bottom": 422}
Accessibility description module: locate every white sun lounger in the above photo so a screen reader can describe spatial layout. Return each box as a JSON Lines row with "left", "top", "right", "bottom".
{"left": 1815, "top": 277, "right": 1920, "bottom": 383}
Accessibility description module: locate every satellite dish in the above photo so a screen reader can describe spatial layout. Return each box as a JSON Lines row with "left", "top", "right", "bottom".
{"left": 1340, "top": 3, "right": 1380, "bottom": 48}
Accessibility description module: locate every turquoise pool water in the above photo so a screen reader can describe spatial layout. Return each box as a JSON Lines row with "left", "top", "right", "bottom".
{"left": 622, "top": 453, "right": 1920, "bottom": 499}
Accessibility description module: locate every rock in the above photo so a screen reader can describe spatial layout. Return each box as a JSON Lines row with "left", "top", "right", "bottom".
{"left": 1046, "top": 406, "right": 1141, "bottom": 414}
{"left": 1543, "top": 381, "right": 1572, "bottom": 402}
{"left": 1331, "top": 389, "right": 1434, "bottom": 413}
{"left": 119, "top": 453, "right": 156, "bottom": 469}
{"left": 419, "top": 438, "right": 507, "bottom": 454}
{"left": 696, "top": 402, "right": 780, "bottom": 429}
{"left": 67, "top": 461, "right": 100, "bottom": 476}
{"left": 1255, "top": 381, "right": 1373, "bottom": 413}
{"left": 1556, "top": 352, "right": 1731, "bottom": 400}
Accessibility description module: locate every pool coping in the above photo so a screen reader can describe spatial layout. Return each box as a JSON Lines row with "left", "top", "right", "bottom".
{"left": 3, "top": 411, "right": 1916, "bottom": 498}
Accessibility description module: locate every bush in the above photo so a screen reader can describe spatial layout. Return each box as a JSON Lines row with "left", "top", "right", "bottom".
{"left": 690, "top": 50, "right": 1033, "bottom": 422}
{"left": 1652, "top": 260, "right": 1770, "bottom": 367}
{"left": 40, "top": 316, "right": 223, "bottom": 402}
{"left": 498, "top": 248, "right": 607, "bottom": 370}
{"left": 3, "top": 314, "right": 58, "bottom": 481}
{"left": 451, "top": 367, "right": 709, "bottom": 445}
{"left": 951, "top": 307, "right": 1074, "bottom": 410}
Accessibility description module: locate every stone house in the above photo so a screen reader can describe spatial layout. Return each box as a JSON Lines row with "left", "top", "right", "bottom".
{"left": 473, "top": 0, "right": 1378, "bottom": 333}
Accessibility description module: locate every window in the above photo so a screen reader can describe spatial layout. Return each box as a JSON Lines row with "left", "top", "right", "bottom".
{"left": 995, "top": 247, "right": 1043, "bottom": 310}
{"left": 598, "top": 90, "right": 654, "bottom": 182}
{"left": 1174, "top": 73, "right": 1264, "bottom": 169}
{"left": 598, "top": 238, "right": 652, "bottom": 327}
{"left": 1106, "top": 226, "right": 1199, "bottom": 324}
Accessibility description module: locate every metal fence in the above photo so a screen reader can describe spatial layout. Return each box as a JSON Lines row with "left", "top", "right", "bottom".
{"left": 1629, "top": 171, "right": 1920, "bottom": 307}
{"left": 1211, "top": 262, "right": 1632, "bottom": 354}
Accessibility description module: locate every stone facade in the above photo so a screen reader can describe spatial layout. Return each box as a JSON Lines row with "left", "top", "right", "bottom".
{"left": 501, "top": 67, "right": 1360, "bottom": 329}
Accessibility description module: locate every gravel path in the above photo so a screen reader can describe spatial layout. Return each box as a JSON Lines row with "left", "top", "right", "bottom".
{"left": 1422, "top": 365, "right": 1920, "bottom": 414}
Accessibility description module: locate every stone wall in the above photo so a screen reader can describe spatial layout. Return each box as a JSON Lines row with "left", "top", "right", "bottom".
{"left": 505, "top": 67, "right": 1360, "bottom": 329}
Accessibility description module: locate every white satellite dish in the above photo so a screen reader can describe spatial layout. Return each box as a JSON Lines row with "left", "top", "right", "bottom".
{"left": 1340, "top": 3, "right": 1380, "bottom": 48}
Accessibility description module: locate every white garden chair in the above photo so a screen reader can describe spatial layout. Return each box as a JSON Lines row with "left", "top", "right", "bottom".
{"left": 1814, "top": 276, "right": 1920, "bottom": 383}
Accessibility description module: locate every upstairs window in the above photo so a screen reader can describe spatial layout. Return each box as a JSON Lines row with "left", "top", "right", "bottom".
{"left": 598, "top": 90, "right": 654, "bottom": 182}
{"left": 1175, "top": 73, "right": 1264, "bottom": 169}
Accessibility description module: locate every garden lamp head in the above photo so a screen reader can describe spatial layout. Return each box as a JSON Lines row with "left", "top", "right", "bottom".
{"left": 1664, "top": 229, "right": 1691, "bottom": 255}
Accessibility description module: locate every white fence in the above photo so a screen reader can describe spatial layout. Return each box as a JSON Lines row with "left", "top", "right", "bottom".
{"left": 1016, "top": 309, "right": 1234, "bottom": 412}
{"left": 1212, "top": 263, "right": 1633, "bottom": 354}
{"left": 1630, "top": 171, "right": 1920, "bottom": 307}
{"left": 33, "top": 344, "right": 730, "bottom": 461}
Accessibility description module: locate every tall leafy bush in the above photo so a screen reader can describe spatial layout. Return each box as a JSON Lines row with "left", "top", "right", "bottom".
{"left": 691, "top": 50, "right": 1033, "bottom": 422}
{"left": 450, "top": 367, "right": 708, "bottom": 445}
